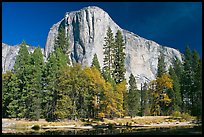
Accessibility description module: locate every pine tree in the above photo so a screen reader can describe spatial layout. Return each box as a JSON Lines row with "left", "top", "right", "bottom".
{"left": 113, "top": 30, "right": 126, "bottom": 84}
{"left": 172, "top": 57, "right": 184, "bottom": 111}
{"left": 181, "top": 46, "right": 193, "bottom": 113}
{"left": 91, "top": 53, "right": 101, "bottom": 72}
{"left": 2, "top": 71, "right": 20, "bottom": 118}
{"left": 103, "top": 27, "right": 115, "bottom": 80}
{"left": 157, "top": 51, "right": 166, "bottom": 77}
{"left": 13, "top": 41, "right": 30, "bottom": 74}
{"left": 54, "top": 95, "right": 72, "bottom": 119}
{"left": 53, "top": 65, "right": 73, "bottom": 120}
{"left": 27, "top": 46, "right": 45, "bottom": 120}
{"left": 195, "top": 59, "right": 202, "bottom": 117}
{"left": 172, "top": 57, "right": 183, "bottom": 82}
{"left": 44, "top": 48, "right": 68, "bottom": 121}
{"left": 55, "top": 26, "right": 70, "bottom": 64}
{"left": 43, "top": 52, "right": 58, "bottom": 121}
{"left": 2, "top": 71, "right": 12, "bottom": 117}
{"left": 12, "top": 41, "right": 32, "bottom": 118}
{"left": 141, "top": 82, "right": 151, "bottom": 116}
{"left": 168, "top": 66, "right": 182, "bottom": 113}
{"left": 6, "top": 72, "right": 21, "bottom": 118}
{"left": 102, "top": 68, "right": 115, "bottom": 86}
{"left": 127, "top": 74, "right": 140, "bottom": 117}
{"left": 191, "top": 50, "right": 202, "bottom": 116}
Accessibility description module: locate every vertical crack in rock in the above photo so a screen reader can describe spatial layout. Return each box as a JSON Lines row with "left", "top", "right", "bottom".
{"left": 72, "top": 13, "right": 86, "bottom": 63}
{"left": 85, "top": 9, "right": 91, "bottom": 43}
{"left": 72, "top": 15, "right": 80, "bottom": 63}
{"left": 92, "top": 12, "right": 95, "bottom": 43}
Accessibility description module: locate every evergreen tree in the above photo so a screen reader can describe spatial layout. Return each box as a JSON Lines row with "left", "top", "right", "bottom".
{"left": 53, "top": 65, "right": 73, "bottom": 120}
{"left": 2, "top": 71, "right": 12, "bottom": 117}
{"left": 172, "top": 57, "right": 184, "bottom": 111}
{"left": 13, "top": 41, "right": 30, "bottom": 74}
{"left": 191, "top": 50, "right": 202, "bottom": 116}
{"left": 168, "top": 66, "right": 182, "bottom": 113}
{"left": 12, "top": 41, "right": 31, "bottom": 118}
{"left": 181, "top": 46, "right": 193, "bottom": 113}
{"left": 91, "top": 53, "right": 101, "bottom": 72}
{"left": 172, "top": 57, "right": 183, "bottom": 82}
{"left": 157, "top": 51, "right": 166, "bottom": 77}
{"left": 55, "top": 26, "right": 70, "bottom": 64}
{"left": 43, "top": 48, "right": 67, "bottom": 121}
{"left": 141, "top": 82, "right": 151, "bottom": 116}
{"left": 54, "top": 66, "right": 73, "bottom": 119}
{"left": 195, "top": 59, "right": 202, "bottom": 117}
{"left": 27, "top": 46, "right": 45, "bottom": 120}
{"left": 113, "top": 30, "right": 126, "bottom": 84}
{"left": 2, "top": 71, "right": 20, "bottom": 118}
{"left": 103, "top": 27, "right": 115, "bottom": 80}
{"left": 102, "top": 68, "right": 115, "bottom": 86}
{"left": 127, "top": 74, "right": 140, "bottom": 117}
{"left": 43, "top": 52, "right": 58, "bottom": 121}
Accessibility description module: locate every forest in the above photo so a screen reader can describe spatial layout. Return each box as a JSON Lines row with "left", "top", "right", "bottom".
{"left": 2, "top": 27, "right": 202, "bottom": 122}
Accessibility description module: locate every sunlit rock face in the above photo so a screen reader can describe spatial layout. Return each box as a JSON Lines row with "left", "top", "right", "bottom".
{"left": 44, "top": 6, "right": 182, "bottom": 88}
{"left": 3, "top": 6, "right": 182, "bottom": 88}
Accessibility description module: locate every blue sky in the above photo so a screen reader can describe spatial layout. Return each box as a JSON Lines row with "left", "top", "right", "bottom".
{"left": 2, "top": 2, "right": 202, "bottom": 56}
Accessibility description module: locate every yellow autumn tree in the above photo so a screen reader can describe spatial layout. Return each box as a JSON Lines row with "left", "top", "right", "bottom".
{"left": 150, "top": 74, "right": 173, "bottom": 116}
{"left": 100, "top": 82, "right": 117, "bottom": 118}
{"left": 83, "top": 66, "right": 106, "bottom": 118}
{"left": 115, "top": 80, "right": 127, "bottom": 118}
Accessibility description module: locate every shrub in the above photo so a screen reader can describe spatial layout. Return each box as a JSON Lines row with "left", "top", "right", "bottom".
{"left": 179, "top": 119, "right": 186, "bottom": 122}
{"left": 181, "top": 113, "right": 192, "bottom": 121}
{"left": 98, "top": 112, "right": 105, "bottom": 121}
{"left": 171, "top": 111, "right": 181, "bottom": 118}
{"left": 171, "top": 111, "right": 193, "bottom": 121}
{"left": 108, "top": 123, "right": 115, "bottom": 129}
{"left": 31, "top": 125, "right": 40, "bottom": 130}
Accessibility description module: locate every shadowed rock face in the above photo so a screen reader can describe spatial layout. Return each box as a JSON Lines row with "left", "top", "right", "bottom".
{"left": 3, "top": 6, "right": 183, "bottom": 88}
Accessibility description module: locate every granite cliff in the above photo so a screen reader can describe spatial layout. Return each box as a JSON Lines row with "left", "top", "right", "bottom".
{"left": 2, "top": 6, "right": 183, "bottom": 88}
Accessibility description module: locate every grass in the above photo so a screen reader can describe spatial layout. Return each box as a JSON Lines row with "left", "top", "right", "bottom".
{"left": 2, "top": 116, "right": 201, "bottom": 135}
{"left": 112, "top": 116, "right": 169, "bottom": 125}
{"left": 3, "top": 125, "right": 201, "bottom": 135}
{"left": 3, "top": 115, "right": 197, "bottom": 130}
{"left": 170, "top": 111, "right": 196, "bottom": 122}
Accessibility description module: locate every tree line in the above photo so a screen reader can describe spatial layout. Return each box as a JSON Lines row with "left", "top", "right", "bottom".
{"left": 2, "top": 27, "right": 202, "bottom": 121}
{"left": 139, "top": 47, "right": 202, "bottom": 118}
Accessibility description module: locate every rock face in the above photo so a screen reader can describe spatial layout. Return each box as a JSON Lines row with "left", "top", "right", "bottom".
{"left": 44, "top": 6, "right": 182, "bottom": 88}
{"left": 3, "top": 6, "right": 183, "bottom": 88}
{"left": 2, "top": 43, "right": 43, "bottom": 73}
